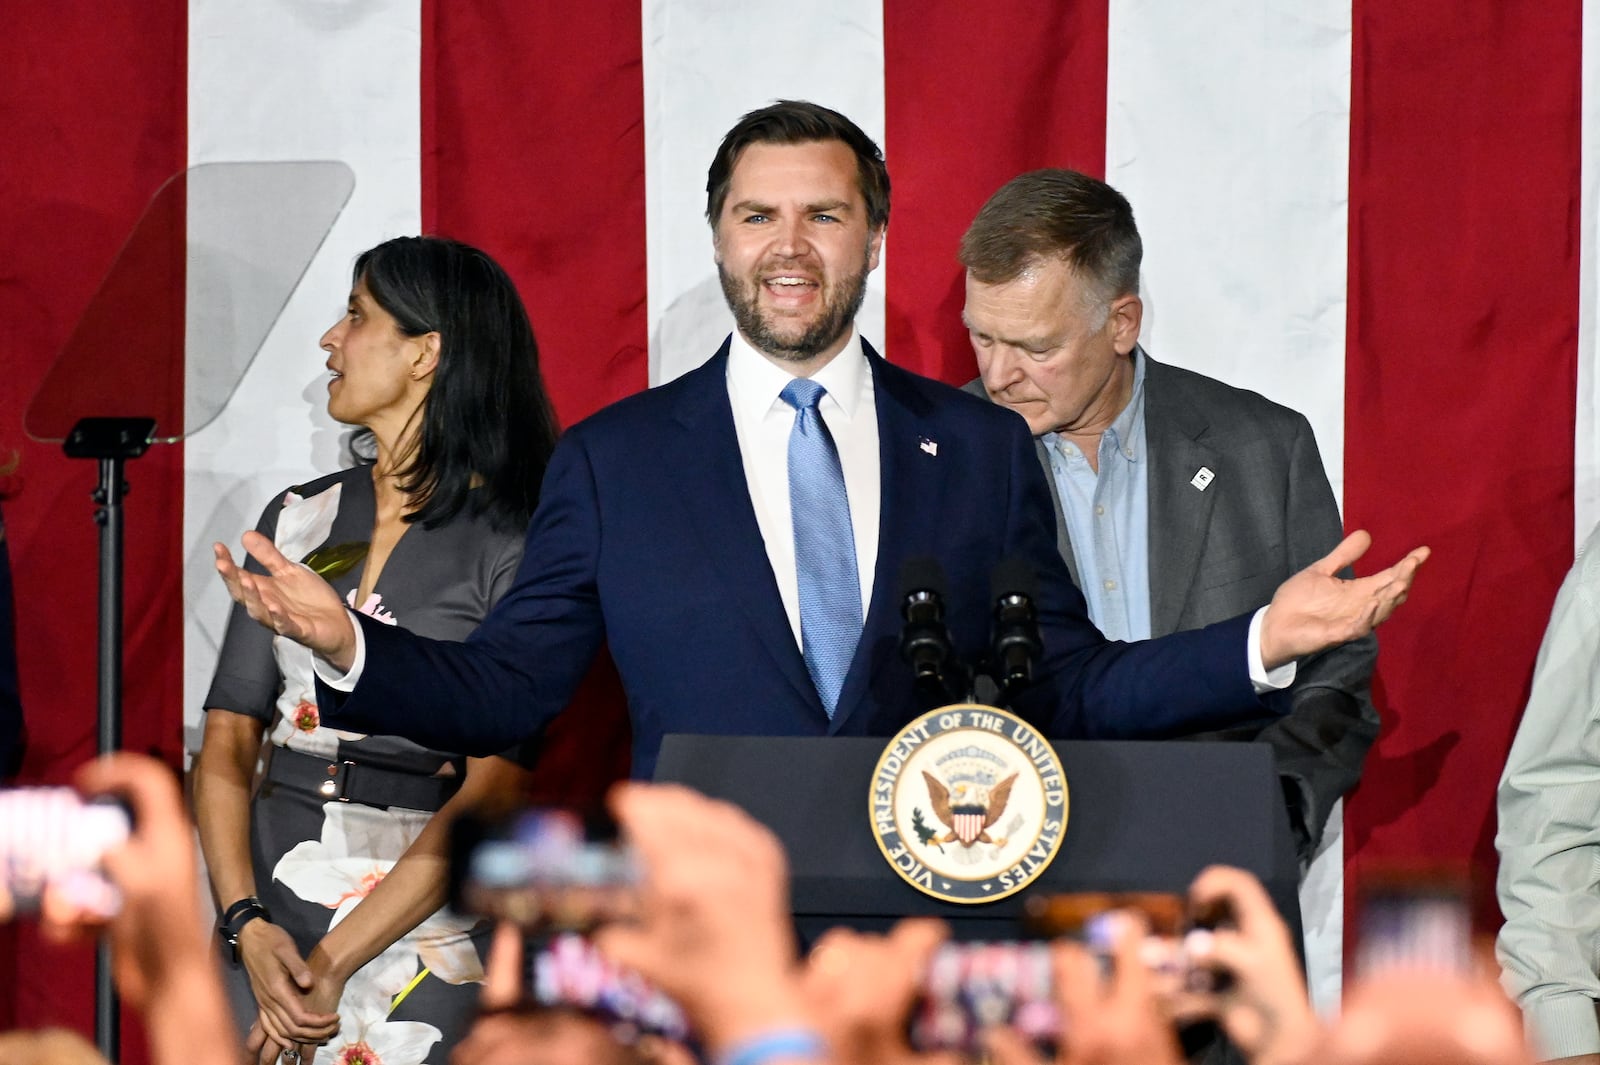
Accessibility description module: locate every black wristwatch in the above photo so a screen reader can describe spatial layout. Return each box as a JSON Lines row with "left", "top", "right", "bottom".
{"left": 219, "top": 895, "right": 271, "bottom": 964}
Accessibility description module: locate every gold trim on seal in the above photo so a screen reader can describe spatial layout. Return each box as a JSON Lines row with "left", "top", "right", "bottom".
{"left": 868, "top": 703, "right": 1070, "bottom": 905}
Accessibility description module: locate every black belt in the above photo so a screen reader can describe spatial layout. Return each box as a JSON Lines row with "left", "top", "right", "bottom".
{"left": 265, "top": 746, "right": 461, "bottom": 812}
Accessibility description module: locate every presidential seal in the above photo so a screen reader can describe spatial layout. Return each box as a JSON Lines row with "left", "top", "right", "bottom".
{"left": 870, "top": 704, "right": 1069, "bottom": 904}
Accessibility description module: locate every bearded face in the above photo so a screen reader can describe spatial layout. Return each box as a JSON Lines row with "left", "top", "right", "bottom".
{"left": 717, "top": 250, "right": 871, "bottom": 363}
{"left": 712, "top": 139, "right": 884, "bottom": 367}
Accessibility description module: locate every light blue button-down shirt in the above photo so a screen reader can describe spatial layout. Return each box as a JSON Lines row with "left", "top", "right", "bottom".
{"left": 1043, "top": 353, "right": 1150, "bottom": 642}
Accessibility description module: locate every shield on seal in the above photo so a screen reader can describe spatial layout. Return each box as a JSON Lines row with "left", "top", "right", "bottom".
{"left": 952, "top": 808, "right": 985, "bottom": 845}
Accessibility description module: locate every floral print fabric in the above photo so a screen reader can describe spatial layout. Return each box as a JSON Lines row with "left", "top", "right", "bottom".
{"left": 203, "top": 468, "right": 527, "bottom": 1064}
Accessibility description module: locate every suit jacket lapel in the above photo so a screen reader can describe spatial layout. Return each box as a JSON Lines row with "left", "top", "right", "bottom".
{"left": 1144, "top": 356, "right": 1221, "bottom": 635}
{"left": 830, "top": 347, "right": 940, "bottom": 732}
{"left": 664, "top": 342, "right": 822, "bottom": 713}
{"left": 961, "top": 376, "right": 1081, "bottom": 588}
{"left": 1033, "top": 436, "right": 1080, "bottom": 587}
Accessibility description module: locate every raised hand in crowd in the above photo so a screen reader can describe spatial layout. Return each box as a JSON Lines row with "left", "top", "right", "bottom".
{"left": 1170, "top": 865, "right": 1322, "bottom": 1065}
{"left": 450, "top": 784, "right": 1540, "bottom": 1065}
{"left": 18, "top": 754, "right": 241, "bottom": 1065}
{"left": 594, "top": 783, "right": 825, "bottom": 1065}
{"left": 1318, "top": 965, "right": 1532, "bottom": 1065}
{"left": 985, "top": 913, "right": 1185, "bottom": 1065}
{"left": 800, "top": 919, "right": 957, "bottom": 1065}
{"left": 450, "top": 923, "right": 649, "bottom": 1065}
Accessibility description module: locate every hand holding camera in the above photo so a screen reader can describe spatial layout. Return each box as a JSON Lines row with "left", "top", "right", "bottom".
{"left": 0, "top": 786, "right": 129, "bottom": 927}
{"left": 454, "top": 785, "right": 811, "bottom": 1058}
{"left": 802, "top": 919, "right": 951, "bottom": 1065}
{"left": 593, "top": 783, "right": 812, "bottom": 1057}
{"left": 1167, "top": 866, "right": 1320, "bottom": 1065}
{"left": 0, "top": 755, "right": 237, "bottom": 1065}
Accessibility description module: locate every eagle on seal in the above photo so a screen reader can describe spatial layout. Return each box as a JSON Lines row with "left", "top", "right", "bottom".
{"left": 922, "top": 770, "right": 1018, "bottom": 848}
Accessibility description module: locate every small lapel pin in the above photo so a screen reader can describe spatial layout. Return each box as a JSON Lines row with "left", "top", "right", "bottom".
{"left": 919, "top": 437, "right": 938, "bottom": 456}
{"left": 1190, "top": 466, "right": 1215, "bottom": 491}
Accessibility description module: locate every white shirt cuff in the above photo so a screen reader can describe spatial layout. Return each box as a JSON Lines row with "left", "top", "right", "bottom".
{"left": 311, "top": 612, "right": 367, "bottom": 692}
{"left": 1248, "top": 606, "right": 1297, "bottom": 693}
{"left": 1523, "top": 992, "right": 1600, "bottom": 1060}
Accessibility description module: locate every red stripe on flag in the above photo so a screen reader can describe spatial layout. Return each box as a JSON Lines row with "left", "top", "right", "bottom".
{"left": 0, "top": 3, "right": 187, "bottom": 1049}
{"left": 423, "top": 0, "right": 648, "bottom": 426}
{"left": 422, "top": 1, "right": 639, "bottom": 795}
{"left": 883, "top": 2, "right": 1109, "bottom": 383}
{"left": 1342, "top": 0, "right": 1582, "bottom": 939}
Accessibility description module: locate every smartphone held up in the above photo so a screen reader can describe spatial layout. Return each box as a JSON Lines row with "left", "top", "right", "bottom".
{"left": 450, "top": 808, "right": 638, "bottom": 932}
{"left": 0, "top": 786, "right": 130, "bottom": 921}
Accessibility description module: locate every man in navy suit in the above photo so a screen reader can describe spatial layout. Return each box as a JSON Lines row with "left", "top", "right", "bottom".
{"left": 215, "top": 102, "right": 1426, "bottom": 779}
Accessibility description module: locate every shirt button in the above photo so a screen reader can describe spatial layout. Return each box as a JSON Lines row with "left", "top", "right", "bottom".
{"left": 1095, "top": 505, "right": 1105, "bottom": 516}
{"left": 1104, "top": 579, "right": 1117, "bottom": 591}
{"left": 1062, "top": 443, "right": 1077, "bottom": 455}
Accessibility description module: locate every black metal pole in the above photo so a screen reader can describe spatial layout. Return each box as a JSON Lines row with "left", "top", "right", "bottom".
{"left": 64, "top": 417, "right": 152, "bottom": 1065}
{"left": 95, "top": 455, "right": 124, "bottom": 754}
{"left": 93, "top": 453, "right": 123, "bottom": 1061}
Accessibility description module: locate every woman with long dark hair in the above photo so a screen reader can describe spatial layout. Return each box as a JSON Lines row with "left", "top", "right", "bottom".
{"left": 193, "top": 237, "right": 558, "bottom": 1065}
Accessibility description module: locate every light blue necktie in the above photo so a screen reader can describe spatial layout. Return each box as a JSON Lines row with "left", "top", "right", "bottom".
{"left": 780, "top": 378, "right": 862, "bottom": 718}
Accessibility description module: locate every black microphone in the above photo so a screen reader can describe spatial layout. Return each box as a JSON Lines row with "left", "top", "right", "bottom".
{"left": 991, "top": 557, "right": 1043, "bottom": 705}
{"left": 899, "top": 557, "right": 958, "bottom": 707}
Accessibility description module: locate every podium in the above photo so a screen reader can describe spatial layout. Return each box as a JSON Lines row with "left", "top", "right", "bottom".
{"left": 655, "top": 735, "right": 1302, "bottom": 948}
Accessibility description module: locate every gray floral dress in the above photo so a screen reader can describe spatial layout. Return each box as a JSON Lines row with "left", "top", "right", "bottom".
{"left": 205, "top": 467, "right": 529, "bottom": 1065}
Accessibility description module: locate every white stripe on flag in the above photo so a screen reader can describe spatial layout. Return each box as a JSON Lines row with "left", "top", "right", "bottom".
{"left": 1105, "top": 1, "right": 1352, "bottom": 504}
{"left": 1104, "top": 0, "right": 1353, "bottom": 1011}
{"left": 182, "top": 0, "right": 423, "bottom": 752}
{"left": 643, "top": 0, "right": 887, "bottom": 385}
{"left": 1577, "top": 0, "right": 1600, "bottom": 543}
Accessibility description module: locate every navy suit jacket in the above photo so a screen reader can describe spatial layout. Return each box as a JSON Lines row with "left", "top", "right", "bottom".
{"left": 322, "top": 342, "right": 1274, "bottom": 778}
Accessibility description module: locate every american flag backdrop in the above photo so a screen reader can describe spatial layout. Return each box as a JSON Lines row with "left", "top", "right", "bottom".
{"left": 0, "top": 0, "right": 1587, "bottom": 1046}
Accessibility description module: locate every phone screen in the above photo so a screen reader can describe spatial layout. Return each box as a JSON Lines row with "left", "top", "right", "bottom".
{"left": 912, "top": 941, "right": 1058, "bottom": 1054}
{"left": 0, "top": 787, "right": 130, "bottom": 918}
{"left": 450, "top": 809, "right": 637, "bottom": 931}
{"left": 1356, "top": 875, "right": 1472, "bottom": 979}
{"left": 909, "top": 892, "right": 1206, "bottom": 1054}
{"left": 524, "top": 933, "right": 689, "bottom": 1044}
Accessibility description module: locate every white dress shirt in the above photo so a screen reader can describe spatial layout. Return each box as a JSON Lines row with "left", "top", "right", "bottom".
{"left": 725, "top": 328, "right": 879, "bottom": 646}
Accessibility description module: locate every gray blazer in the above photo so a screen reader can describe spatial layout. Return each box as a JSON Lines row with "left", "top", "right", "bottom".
{"left": 967, "top": 350, "right": 1379, "bottom": 860}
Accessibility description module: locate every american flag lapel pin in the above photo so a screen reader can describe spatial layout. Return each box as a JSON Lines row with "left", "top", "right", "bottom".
{"left": 919, "top": 436, "right": 938, "bottom": 456}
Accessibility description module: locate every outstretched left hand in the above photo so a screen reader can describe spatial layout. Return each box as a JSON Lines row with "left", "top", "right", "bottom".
{"left": 1259, "top": 531, "right": 1429, "bottom": 670}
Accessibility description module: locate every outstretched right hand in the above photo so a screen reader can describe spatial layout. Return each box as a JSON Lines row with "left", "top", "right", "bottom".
{"left": 214, "top": 531, "right": 357, "bottom": 672}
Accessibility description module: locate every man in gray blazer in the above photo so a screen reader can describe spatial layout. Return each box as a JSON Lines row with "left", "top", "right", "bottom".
{"left": 960, "top": 169, "right": 1378, "bottom": 865}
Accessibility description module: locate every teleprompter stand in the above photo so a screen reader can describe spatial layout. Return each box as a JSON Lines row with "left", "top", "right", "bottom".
{"left": 26, "top": 162, "right": 356, "bottom": 1061}
{"left": 62, "top": 416, "right": 156, "bottom": 1054}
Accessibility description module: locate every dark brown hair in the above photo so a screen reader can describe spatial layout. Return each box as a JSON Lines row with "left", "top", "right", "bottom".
{"left": 705, "top": 100, "right": 890, "bottom": 230}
